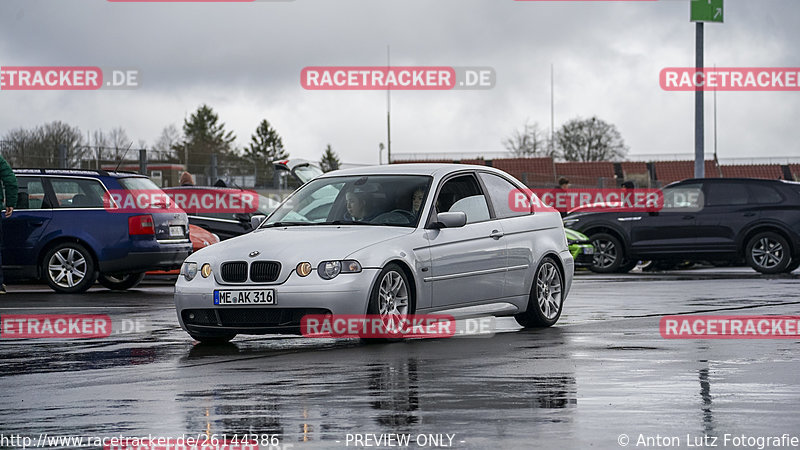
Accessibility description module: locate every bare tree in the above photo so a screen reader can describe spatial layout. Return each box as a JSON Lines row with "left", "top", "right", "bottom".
{"left": 153, "top": 124, "right": 181, "bottom": 162}
{"left": 2, "top": 122, "right": 87, "bottom": 167}
{"left": 108, "top": 127, "right": 130, "bottom": 160}
{"left": 503, "top": 121, "right": 552, "bottom": 157}
{"left": 555, "top": 116, "right": 628, "bottom": 162}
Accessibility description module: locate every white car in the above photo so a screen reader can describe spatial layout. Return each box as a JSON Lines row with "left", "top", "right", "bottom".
{"left": 174, "top": 164, "right": 574, "bottom": 343}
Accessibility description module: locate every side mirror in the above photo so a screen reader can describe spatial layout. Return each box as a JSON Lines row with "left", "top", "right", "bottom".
{"left": 250, "top": 214, "right": 266, "bottom": 229}
{"left": 433, "top": 211, "right": 467, "bottom": 229}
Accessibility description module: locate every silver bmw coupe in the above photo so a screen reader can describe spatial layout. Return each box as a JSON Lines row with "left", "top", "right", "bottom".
{"left": 174, "top": 164, "right": 573, "bottom": 343}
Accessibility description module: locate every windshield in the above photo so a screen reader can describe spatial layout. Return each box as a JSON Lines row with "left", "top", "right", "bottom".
{"left": 264, "top": 175, "right": 432, "bottom": 228}
{"left": 256, "top": 195, "right": 282, "bottom": 216}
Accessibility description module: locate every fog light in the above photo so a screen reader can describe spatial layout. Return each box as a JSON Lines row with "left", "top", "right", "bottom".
{"left": 201, "top": 263, "right": 212, "bottom": 278}
{"left": 297, "top": 262, "right": 312, "bottom": 277}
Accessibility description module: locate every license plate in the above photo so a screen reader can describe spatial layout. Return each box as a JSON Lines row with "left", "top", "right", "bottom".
{"left": 214, "top": 289, "right": 276, "bottom": 305}
{"left": 169, "top": 226, "right": 183, "bottom": 237}
{"left": 582, "top": 246, "right": 595, "bottom": 255}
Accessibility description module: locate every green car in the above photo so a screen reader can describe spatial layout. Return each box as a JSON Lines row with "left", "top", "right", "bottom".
{"left": 566, "top": 228, "right": 595, "bottom": 268}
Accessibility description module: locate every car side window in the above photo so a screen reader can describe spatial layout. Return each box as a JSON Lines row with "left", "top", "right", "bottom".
{"left": 15, "top": 177, "right": 51, "bottom": 210}
{"left": 478, "top": 172, "right": 529, "bottom": 218}
{"left": 435, "top": 174, "right": 490, "bottom": 224}
{"left": 50, "top": 177, "right": 106, "bottom": 208}
{"left": 661, "top": 183, "right": 703, "bottom": 211}
{"left": 704, "top": 182, "right": 749, "bottom": 207}
{"left": 748, "top": 184, "right": 782, "bottom": 204}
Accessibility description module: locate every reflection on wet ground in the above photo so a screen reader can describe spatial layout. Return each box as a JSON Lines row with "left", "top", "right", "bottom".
{"left": 1, "top": 269, "right": 799, "bottom": 448}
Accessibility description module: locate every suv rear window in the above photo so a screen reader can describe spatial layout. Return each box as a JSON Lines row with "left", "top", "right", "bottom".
{"left": 705, "top": 182, "right": 748, "bottom": 207}
{"left": 748, "top": 184, "right": 783, "bottom": 204}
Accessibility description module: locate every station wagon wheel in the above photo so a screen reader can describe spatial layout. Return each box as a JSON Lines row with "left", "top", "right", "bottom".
{"left": 42, "top": 243, "right": 97, "bottom": 293}
{"left": 366, "top": 263, "right": 413, "bottom": 341}
{"left": 98, "top": 272, "right": 146, "bottom": 291}
{"left": 588, "top": 233, "right": 625, "bottom": 273}
{"left": 746, "top": 232, "right": 790, "bottom": 274}
{"left": 515, "top": 256, "right": 563, "bottom": 328}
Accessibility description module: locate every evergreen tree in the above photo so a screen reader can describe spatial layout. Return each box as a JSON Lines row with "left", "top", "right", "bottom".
{"left": 320, "top": 144, "right": 341, "bottom": 172}
{"left": 244, "top": 119, "right": 288, "bottom": 187}
{"left": 173, "top": 105, "right": 236, "bottom": 176}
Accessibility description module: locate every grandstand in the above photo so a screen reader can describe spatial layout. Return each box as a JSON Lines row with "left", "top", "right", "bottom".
{"left": 390, "top": 154, "right": 799, "bottom": 188}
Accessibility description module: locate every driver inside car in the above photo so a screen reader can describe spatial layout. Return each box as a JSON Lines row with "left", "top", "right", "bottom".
{"left": 344, "top": 190, "right": 375, "bottom": 222}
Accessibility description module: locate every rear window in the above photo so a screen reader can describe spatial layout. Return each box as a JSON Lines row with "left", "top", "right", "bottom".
{"left": 118, "top": 177, "right": 161, "bottom": 191}
{"left": 50, "top": 177, "right": 107, "bottom": 208}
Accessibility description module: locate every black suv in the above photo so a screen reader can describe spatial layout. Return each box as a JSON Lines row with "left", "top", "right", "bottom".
{"left": 563, "top": 178, "right": 800, "bottom": 274}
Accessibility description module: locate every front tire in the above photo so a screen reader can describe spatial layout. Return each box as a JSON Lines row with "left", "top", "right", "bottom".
{"left": 746, "top": 232, "right": 791, "bottom": 274}
{"left": 515, "top": 256, "right": 564, "bottom": 328}
{"left": 784, "top": 258, "right": 800, "bottom": 274}
{"left": 589, "top": 233, "right": 625, "bottom": 273}
{"left": 42, "top": 242, "right": 97, "bottom": 293}
{"left": 98, "top": 272, "right": 146, "bottom": 290}
{"left": 365, "top": 263, "right": 413, "bottom": 342}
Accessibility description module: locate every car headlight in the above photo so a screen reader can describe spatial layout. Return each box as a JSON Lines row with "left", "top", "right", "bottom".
{"left": 181, "top": 262, "right": 198, "bottom": 281}
{"left": 318, "top": 260, "right": 362, "bottom": 280}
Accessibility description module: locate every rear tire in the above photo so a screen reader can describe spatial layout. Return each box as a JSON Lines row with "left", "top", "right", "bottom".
{"left": 98, "top": 272, "right": 146, "bottom": 290}
{"left": 746, "top": 232, "right": 791, "bottom": 274}
{"left": 42, "top": 242, "right": 97, "bottom": 293}
{"left": 589, "top": 233, "right": 625, "bottom": 273}
{"left": 515, "top": 256, "right": 564, "bottom": 328}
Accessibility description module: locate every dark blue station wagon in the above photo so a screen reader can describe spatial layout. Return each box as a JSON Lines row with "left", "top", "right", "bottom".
{"left": 2, "top": 169, "right": 192, "bottom": 293}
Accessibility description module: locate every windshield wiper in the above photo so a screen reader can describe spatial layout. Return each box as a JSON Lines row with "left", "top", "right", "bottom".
{"left": 261, "top": 221, "right": 315, "bottom": 228}
{"left": 320, "top": 220, "right": 371, "bottom": 225}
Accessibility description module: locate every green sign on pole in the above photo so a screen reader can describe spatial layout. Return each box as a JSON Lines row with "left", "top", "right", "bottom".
{"left": 691, "top": 0, "right": 724, "bottom": 23}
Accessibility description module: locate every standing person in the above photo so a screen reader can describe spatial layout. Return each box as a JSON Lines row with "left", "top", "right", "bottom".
{"left": 0, "top": 154, "right": 18, "bottom": 294}
{"left": 556, "top": 177, "right": 570, "bottom": 190}
{"left": 179, "top": 171, "right": 195, "bottom": 186}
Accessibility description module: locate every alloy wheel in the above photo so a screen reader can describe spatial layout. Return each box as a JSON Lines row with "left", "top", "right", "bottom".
{"left": 536, "top": 261, "right": 563, "bottom": 321}
{"left": 48, "top": 248, "right": 88, "bottom": 289}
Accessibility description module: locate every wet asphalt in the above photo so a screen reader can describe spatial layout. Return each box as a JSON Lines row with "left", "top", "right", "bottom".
{"left": 1, "top": 268, "right": 799, "bottom": 449}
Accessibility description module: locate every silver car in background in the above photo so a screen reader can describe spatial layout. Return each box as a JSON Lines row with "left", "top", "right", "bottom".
{"left": 174, "top": 164, "right": 574, "bottom": 343}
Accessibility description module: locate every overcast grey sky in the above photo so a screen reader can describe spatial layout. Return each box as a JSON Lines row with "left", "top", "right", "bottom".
{"left": 1, "top": 0, "right": 798, "bottom": 165}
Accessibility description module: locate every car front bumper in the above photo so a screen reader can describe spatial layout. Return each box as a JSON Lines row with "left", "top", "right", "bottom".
{"left": 174, "top": 268, "right": 381, "bottom": 335}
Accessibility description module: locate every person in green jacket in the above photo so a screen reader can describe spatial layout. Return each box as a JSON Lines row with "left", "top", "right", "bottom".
{"left": 0, "top": 155, "right": 18, "bottom": 294}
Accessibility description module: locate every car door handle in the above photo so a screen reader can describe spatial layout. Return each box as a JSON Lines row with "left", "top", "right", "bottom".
{"left": 489, "top": 230, "right": 504, "bottom": 239}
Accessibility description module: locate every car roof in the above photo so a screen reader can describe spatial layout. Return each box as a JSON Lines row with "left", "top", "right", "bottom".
{"left": 319, "top": 163, "right": 510, "bottom": 179}
{"left": 675, "top": 177, "right": 788, "bottom": 185}
{"left": 162, "top": 185, "right": 262, "bottom": 193}
{"left": 12, "top": 168, "right": 147, "bottom": 179}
